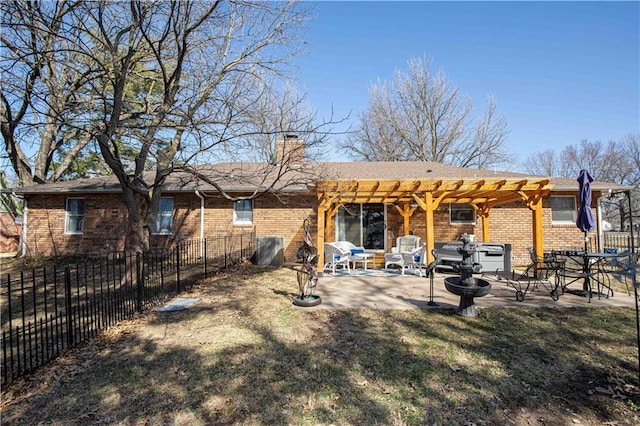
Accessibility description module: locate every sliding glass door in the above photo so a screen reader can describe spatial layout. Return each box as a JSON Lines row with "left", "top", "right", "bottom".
{"left": 336, "top": 203, "right": 386, "bottom": 250}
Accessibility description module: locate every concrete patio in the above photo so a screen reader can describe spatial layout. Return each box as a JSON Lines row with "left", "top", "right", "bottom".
{"left": 302, "top": 268, "right": 638, "bottom": 311}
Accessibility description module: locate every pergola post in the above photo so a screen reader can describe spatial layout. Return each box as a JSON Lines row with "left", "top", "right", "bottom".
{"left": 317, "top": 206, "right": 326, "bottom": 268}
{"left": 482, "top": 216, "right": 490, "bottom": 243}
{"left": 403, "top": 204, "right": 411, "bottom": 235}
{"left": 424, "top": 192, "right": 435, "bottom": 263}
{"left": 531, "top": 197, "right": 544, "bottom": 259}
{"left": 325, "top": 208, "right": 333, "bottom": 242}
{"left": 478, "top": 205, "right": 491, "bottom": 243}
{"left": 393, "top": 203, "right": 416, "bottom": 236}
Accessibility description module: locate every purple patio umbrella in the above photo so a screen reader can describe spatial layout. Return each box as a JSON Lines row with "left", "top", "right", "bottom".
{"left": 576, "top": 169, "right": 596, "bottom": 252}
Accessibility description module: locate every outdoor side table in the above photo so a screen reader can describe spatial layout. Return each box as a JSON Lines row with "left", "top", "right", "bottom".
{"left": 352, "top": 252, "right": 374, "bottom": 270}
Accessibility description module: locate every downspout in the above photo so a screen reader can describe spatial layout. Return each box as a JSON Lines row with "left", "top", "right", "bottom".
{"left": 596, "top": 195, "right": 603, "bottom": 252}
{"left": 21, "top": 198, "right": 27, "bottom": 257}
{"left": 195, "top": 190, "right": 205, "bottom": 241}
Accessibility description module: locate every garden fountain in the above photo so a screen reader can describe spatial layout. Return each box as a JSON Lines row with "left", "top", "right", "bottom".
{"left": 444, "top": 234, "right": 491, "bottom": 317}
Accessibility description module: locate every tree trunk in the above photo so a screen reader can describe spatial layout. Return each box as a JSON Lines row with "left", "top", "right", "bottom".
{"left": 122, "top": 188, "right": 151, "bottom": 254}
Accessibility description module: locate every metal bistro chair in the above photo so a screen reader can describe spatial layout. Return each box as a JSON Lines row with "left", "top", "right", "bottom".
{"left": 598, "top": 250, "right": 634, "bottom": 296}
{"left": 507, "top": 248, "right": 563, "bottom": 302}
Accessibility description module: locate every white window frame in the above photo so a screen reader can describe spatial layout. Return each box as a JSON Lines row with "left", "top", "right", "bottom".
{"left": 233, "top": 199, "right": 253, "bottom": 225}
{"left": 152, "top": 197, "right": 174, "bottom": 235}
{"left": 65, "top": 197, "right": 85, "bottom": 234}
{"left": 551, "top": 195, "right": 576, "bottom": 224}
{"left": 449, "top": 203, "right": 476, "bottom": 225}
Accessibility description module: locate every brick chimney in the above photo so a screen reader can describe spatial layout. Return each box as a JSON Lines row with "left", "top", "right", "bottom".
{"left": 275, "top": 134, "right": 305, "bottom": 164}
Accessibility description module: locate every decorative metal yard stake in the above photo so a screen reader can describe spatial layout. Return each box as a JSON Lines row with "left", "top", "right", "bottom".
{"left": 293, "top": 218, "right": 322, "bottom": 307}
{"left": 426, "top": 248, "right": 440, "bottom": 306}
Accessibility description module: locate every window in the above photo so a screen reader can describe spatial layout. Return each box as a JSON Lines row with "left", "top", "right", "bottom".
{"left": 233, "top": 199, "right": 253, "bottom": 224}
{"left": 153, "top": 197, "right": 174, "bottom": 234}
{"left": 336, "top": 203, "right": 385, "bottom": 250}
{"left": 450, "top": 203, "right": 475, "bottom": 224}
{"left": 551, "top": 196, "right": 576, "bottom": 223}
{"left": 65, "top": 198, "right": 85, "bottom": 234}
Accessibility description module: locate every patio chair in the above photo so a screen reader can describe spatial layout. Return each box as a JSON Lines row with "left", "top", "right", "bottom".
{"left": 384, "top": 238, "right": 423, "bottom": 275}
{"left": 323, "top": 242, "right": 351, "bottom": 275}
{"left": 506, "top": 248, "right": 563, "bottom": 301}
{"left": 598, "top": 250, "right": 634, "bottom": 296}
{"left": 406, "top": 244, "right": 429, "bottom": 277}
{"left": 529, "top": 247, "right": 565, "bottom": 280}
{"left": 389, "top": 235, "right": 421, "bottom": 254}
{"left": 331, "top": 240, "right": 365, "bottom": 255}
{"left": 327, "top": 240, "right": 371, "bottom": 269}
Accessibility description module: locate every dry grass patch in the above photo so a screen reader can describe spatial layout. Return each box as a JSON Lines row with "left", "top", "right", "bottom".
{"left": 2, "top": 264, "right": 639, "bottom": 425}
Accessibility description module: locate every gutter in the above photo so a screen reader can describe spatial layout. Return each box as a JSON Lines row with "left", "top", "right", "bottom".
{"left": 551, "top": 182, "right": 635, "bottom": 192}
{"left": 195, "top": 190, "right": 205, "bottom": 241}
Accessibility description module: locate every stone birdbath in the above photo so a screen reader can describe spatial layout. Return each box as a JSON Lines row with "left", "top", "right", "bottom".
{"left": 444, "top": 234, "right": 491, "bottom": 317}
{"left": 292, "top": 218, "right": 322, "bottom": 307}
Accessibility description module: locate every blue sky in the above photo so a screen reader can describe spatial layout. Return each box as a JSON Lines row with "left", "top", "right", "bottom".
{"left": 293, "top": 1, "right": 640, "bottom": 167}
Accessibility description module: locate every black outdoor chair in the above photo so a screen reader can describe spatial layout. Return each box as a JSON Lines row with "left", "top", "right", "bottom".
{"left": 598, "top": 250, "right": 635, "bottom": 296}
{"left": 506, "top": 248, "right": 564, "bottom": 302}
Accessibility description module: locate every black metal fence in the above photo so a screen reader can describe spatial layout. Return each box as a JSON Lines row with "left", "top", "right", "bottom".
{"left": 0, "top": 231, "right": 255, "bottom": 387}
{"left": 602, "top": 232, "right": 639, "bottom": 254}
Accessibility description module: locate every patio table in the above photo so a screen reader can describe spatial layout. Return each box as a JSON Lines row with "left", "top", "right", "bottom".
{"left": 553, "top": 250, "right": 621, "bottom": 301}
{"left": 351, "top": 252, "right": 375, "bottom": 270}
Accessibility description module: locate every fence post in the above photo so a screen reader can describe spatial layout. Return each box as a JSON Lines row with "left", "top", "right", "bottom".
{"left": 204, "top": 239, "right": 208, "bottom": 278}
{"left": 136, "top": 252, "right": 143, "bottom": 312}
{"left": 224, "top": 236, "right": 228, "bottom": 268}
{"left": 176, "top": 243, "right": 181, "bottom": 293}
{"left": 159, "top": 250, "right": 165, "bottom": 289}
{"left": 64, "top": 266, "right": 74, "bottom": 347}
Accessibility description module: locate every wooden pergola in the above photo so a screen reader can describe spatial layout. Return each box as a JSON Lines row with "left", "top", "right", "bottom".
{"left": 315, "top": 177, "right": 554, "bottom": 266}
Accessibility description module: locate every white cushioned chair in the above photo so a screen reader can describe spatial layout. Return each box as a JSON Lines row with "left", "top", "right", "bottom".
{"left": 323, "top": 242, "right": 352, "bottom": 275}
{"left": 384, "top": 235, "right": 422, "bottom": 274}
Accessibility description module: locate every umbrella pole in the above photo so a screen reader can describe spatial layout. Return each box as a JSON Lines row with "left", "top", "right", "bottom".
{"left": 584, "top": 231, "right": 589, "bottom": 252}
{"left": 583, "top": 231, "right": 590, "bottom": 294}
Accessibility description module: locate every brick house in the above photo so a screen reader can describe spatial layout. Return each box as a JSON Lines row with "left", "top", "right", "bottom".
{"left": 11, "top": 159, "right": 630, "bottom": 266}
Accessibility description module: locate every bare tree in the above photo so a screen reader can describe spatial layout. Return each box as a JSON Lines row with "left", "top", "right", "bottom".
{"left": 176, "top": 79, "right": 334, "bottom": 203}
{"left": 3, "top": 0, "right": 335, "bottom": 253}
{"left": 343, "top": 55, "right": 512, "bottom": 168}
{"left": 525, "top": 136, "right": 640, "bottom": 231}
{"left": 523, "top": 149, "right": 562, "bottom": 177}
{"left": 1, "top": 0, "right": 96, "bottom": 186}
{"left": 619, "top": 133, "right": 640, "bottom": 230}
{"left": 82, "top": 0, "right": 321, "bottom": 252}
{"left": 619, "top": 134, "right": 640, "bottom": 186}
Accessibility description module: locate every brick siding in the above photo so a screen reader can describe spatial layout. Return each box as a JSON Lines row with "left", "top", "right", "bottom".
{"left": 23, "top": 191, "right": 593, "bottom": 265}
{"left": 381, "top": 199, "right": 589, "bottom": 266}
{"left": 0, "top": 212, "right": 21, "bottom": 253}
{"left": 23, "top": 192, "right": 316, "bottom": 261}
